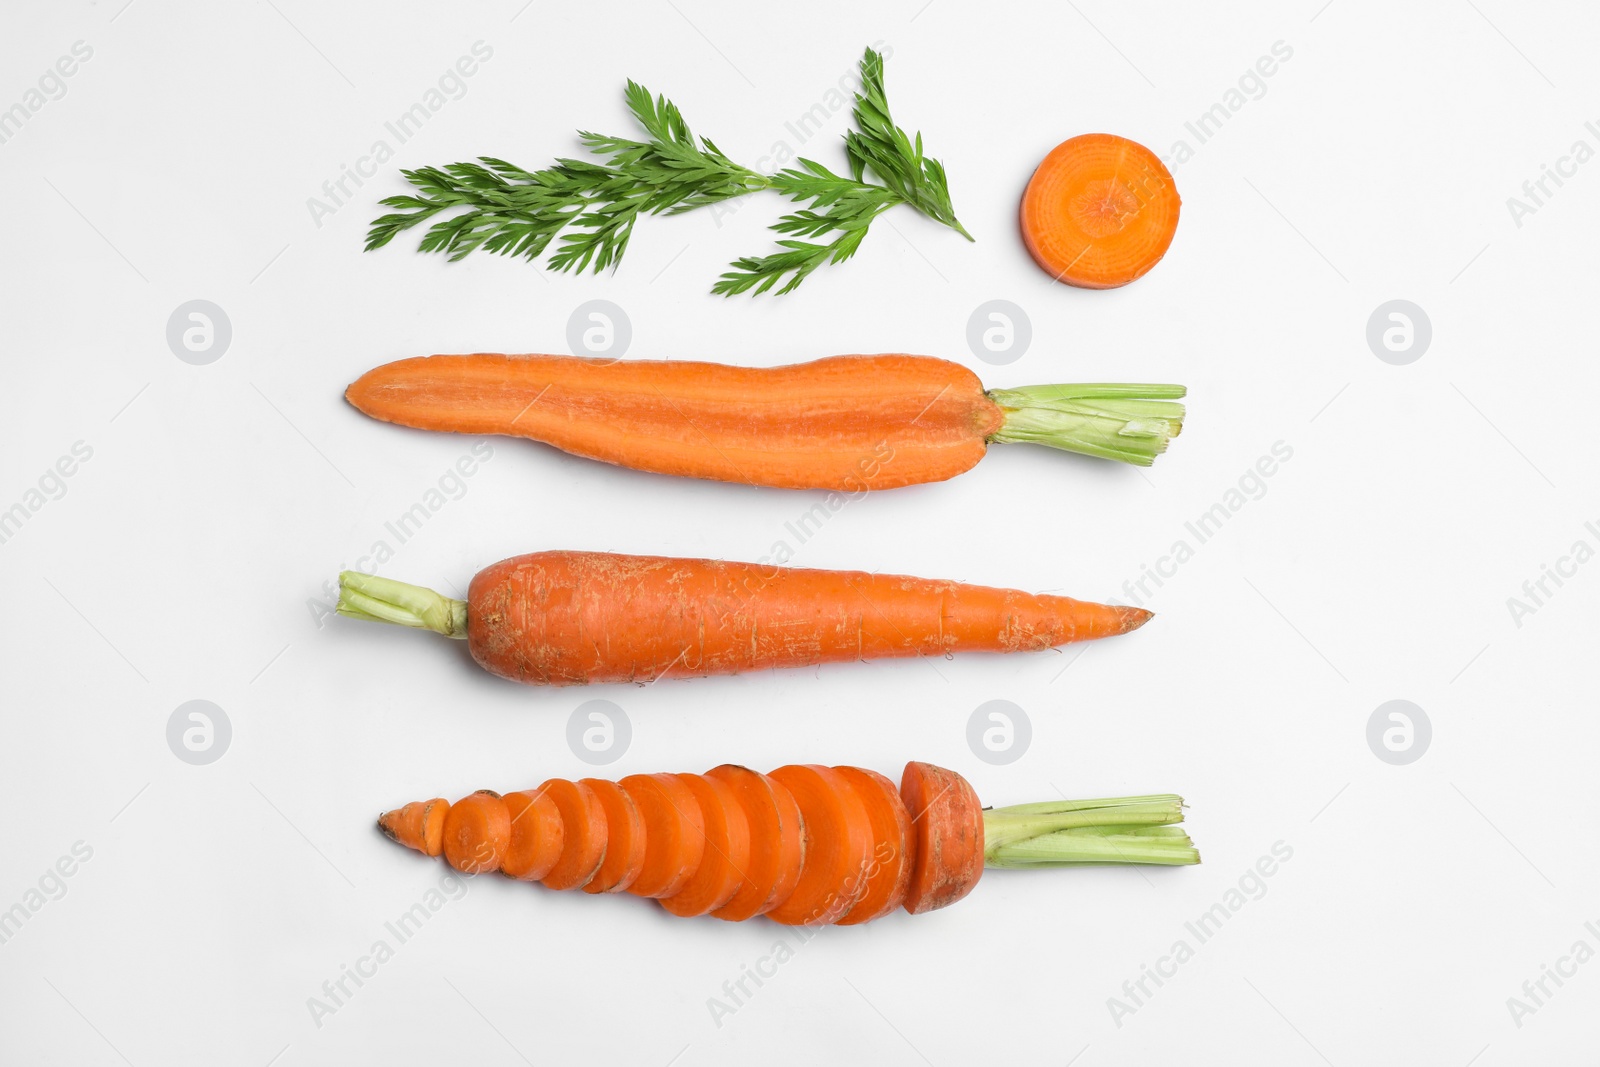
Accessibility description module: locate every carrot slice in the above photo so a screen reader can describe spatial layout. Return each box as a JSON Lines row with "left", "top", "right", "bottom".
{"left": 536, "top": 779, "right": 607, "bottom": 890}
{"left": 378, "top": 798, "right": 450, "bottom": 857}
{"left": 705, "top": 765, "right": 805, "bottom": 921}
{"left": 766, "top": 765, "right": 872, "bottom": 926}
{"left": 660, "top": 774, "right": 751, "bottom": 917}
{"left": 899, "top": 762, "right": 985, "bottom": 914}
{"left": 580, "top": 778, "right": 647, "bottom": 894}
{"left": 1020, "top": 133, "right": 1180, "bottom": 289}
{"left": 500, "top": 788, "right": 564, "bottom": 881}
{"left": 442, "top": 790, "right": 511, "bottom": 874}
{"left": 620, "top": 773, "right": 706, "bottom": 899}
{"left": 832, "top": 767, "right": 913, "bottom": 925}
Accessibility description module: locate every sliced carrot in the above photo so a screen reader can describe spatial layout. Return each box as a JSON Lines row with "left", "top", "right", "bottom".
{"left": 537, "top": 779, "right": 608, "bottom": 891}
{"left": 832, "top": 767, "right": 913, "bottom": 925}
{"left": 619, "top": 773, "right": 706, "bottom": 899}
{"left": 899, "top": 762, "right": 985, "bottom": 914}
{"left": 378, "top": 798, "right": 450, "bottom": 857}
{"left": 442, "top": 790, "right": 511, "bottom": 875}
{"left": 660, "top": 774, "right": 751, "bottom": 917}
{"left": 580, "top": 778, "right": 647, "bottom": 894}
{"left": 500, "top": 788, "right": 564, "bottom": 881}
{"left": 766, "top": 765, "right": 872, "bottom": 926}
{"left": 1020, "top": 133, "right": 1180, "bottom": 289}
{"left": 705, "top": 765, "right": 805, "bottom": 921}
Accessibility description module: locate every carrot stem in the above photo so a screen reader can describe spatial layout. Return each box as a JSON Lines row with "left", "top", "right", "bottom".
{"left": 337, "top": 571, "right": 468, "bottom": 639}
{"left": 982, "top": 794, "right": 1199, "bottom": 868}
{"left": 986, "top": 384, "right": 1186, "bottom": 467}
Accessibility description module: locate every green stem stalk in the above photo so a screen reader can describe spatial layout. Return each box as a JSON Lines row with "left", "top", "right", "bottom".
{"left": 983, "top": 794, "right": 1199, "bottom": 869}
{"left": 987, "top": 384, "right": 1186, "bottom": 467}
{"left": 336, "top": 572, "right": 468, "bottom": 639}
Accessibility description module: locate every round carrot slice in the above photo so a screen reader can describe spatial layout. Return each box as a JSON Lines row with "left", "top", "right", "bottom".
{"left": 537, "top": 779, "right": 608, "bottom": 891}
{"left": 620, "top": 773, "right": 706, "bottom": 899}
{"left": 766, "top": 765, "right": 872, "bottom": 926}
{"left": 378, "top": 797, "right": 450, "bottom": 857}
{"left": 660, "top": 774, "right": 751, "bottom": 917}
{"left": 899, "top": 762, "right": 985, "bottom": 914}
{"left": 581, "top": 778, "right": 646, "bottom": 894}
{"left": 706, "top": 765, "right": 805, "bottom": 921}
{"left": 500, "top": 788, "right": 564, "bottom": 881}
{"left": 832, "top": 766, "right": 913, "bottom": 925}
{"left": 442, "top": 790, "right": 511, "bottom": 875}
{"left": 1020, "top": 133, "right": 1180, "bottom": 289}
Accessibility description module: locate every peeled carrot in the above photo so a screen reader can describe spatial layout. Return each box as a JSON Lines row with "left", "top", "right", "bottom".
{"left": 379, "top": 763, "right": 1199, "bottom": 925}
{"left": 377, "top": 798, "right": 449, "bottom": 857}
{"left": 346, "top": 352, "right": 1185, "bottom": 482}
{"left": 580, "top": 778, "right": 646, "bottom": 894}
{"left": 538, "top": 779, "right": 607, "bottom": 891}
{"left": 620, "top": 773, "right": 706, "bottom": 899}
{"left": 659, "top": 774, "right": 751, "bottom": 917}
{"left": 441, "top": 791, "right": 509, "bottom": 875}
{"left": 832, "top": 766, "right": 913, "bottom": 925}
{"left": 1021, "top": 134, "right": 1181, "bottom": 289}
{"left": 501, "top": 788, "right": 564, "bottom": 881}
{"left": 336, "top": 550, "right": 1152, "bottom": 688}
{"left": 765, "top": 765, "right": 873, "bottom": 926}
{"left": 704, "top": 765, "right": 804, "bottom": 921}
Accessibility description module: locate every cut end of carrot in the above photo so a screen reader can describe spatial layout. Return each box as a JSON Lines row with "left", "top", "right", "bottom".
{"left": 1020, "top": 134, "right": 1180, "bottom": 289}
{"left": 986, "top": 384, "right": 1185, "bottom": 467}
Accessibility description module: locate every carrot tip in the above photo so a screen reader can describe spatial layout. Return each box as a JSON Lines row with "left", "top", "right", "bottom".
{"left": 1121, "top": 607, "right": 1154, "bottom": 633}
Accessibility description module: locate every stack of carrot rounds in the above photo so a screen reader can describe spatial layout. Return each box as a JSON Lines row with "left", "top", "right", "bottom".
{"left": 377, "top": 762, "right": 980, "bottom": 925}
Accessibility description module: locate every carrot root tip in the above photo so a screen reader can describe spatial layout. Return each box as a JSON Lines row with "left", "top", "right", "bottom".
{"left": 986, "top": 384, "right": 1186, "bottom": 467}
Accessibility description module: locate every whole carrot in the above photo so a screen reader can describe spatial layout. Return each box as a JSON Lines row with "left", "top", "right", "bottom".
{"left": 379, "top": 762, "right": 1199, "bottom": 926}
{"left": 345, "top": 353, "right": 1185, "bottom": 490}
{"left": 336, "top": 550, "right": 1151, "bottom": 687}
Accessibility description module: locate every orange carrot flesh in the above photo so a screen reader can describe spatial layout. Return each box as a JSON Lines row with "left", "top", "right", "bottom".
{"left": 832, "top": 767, "right": 913, "bottom": 925}
{"left": 659, "top": 774, "right": 751, "bottom": 917}
{"left": 705, "top": 765, "right": 805, "bottom": 921}
{"left": 378, "top": 798, "right": 450, "bottom": 857}
{"left": 619, "top": 773, "right": 706, "bottom": 899}
{"left": 765, "top": 765, "right": 872, "bottom": 926}
{"left": 580, "top": 779, "right": 647, "bottom": 894}
{"left": 446, "top": 551, "right": 1152, "bottom": 687}
{"left": 442, "top": 791, "right": 511, "bottom": 875}
{"left": 899, "top": 762, "right": 985, "bottom": 914}
{"left": 537, "top": 779, "right": 608, "bottom": 891}
{"left": 348, "top": 353, "right": 1001, "bottom": 492}
{"left": 500, "top": 788, "right": 564, "bottom": 881}
{"left": 1021, "top": 134, "right": 1180, "bottom": 289}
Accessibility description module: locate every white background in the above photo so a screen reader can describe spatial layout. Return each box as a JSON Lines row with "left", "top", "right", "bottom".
{"left": 3, "top": 0, "right": 1596, "bottom": 1063}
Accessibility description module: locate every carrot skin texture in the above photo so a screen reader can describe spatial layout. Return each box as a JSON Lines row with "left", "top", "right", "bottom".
{"left": 500, "top": 789, "right": 564, "bottom": 881}
{"left": 620, "top": 774, "right": 707, "bottom": 899}
{"left": 580, "top": 779, "right": 647, "bottom": 894}
{"left": 538, "top": 780, "right": 609, "bottom": 891}
{"left": 899, "top": 763, "right": 985, "bottom": 914}
{"left": 466, "top": 551, "right": 1152, "bottom": 687}
{"left": 442, "top": 791, "right": 511, "bottom": 875}
{"left": 378, "top": 798, "right": 450, "bottom": 857}
{"left": 659, "top": 774, "right": 751, "bottom": 917}
{"left": 766, "top": 765, "right": 873, "bottom": 926}
{"left": 832, "top": 767, "right": 914, "bottom": 925}
{"left": 346, "top": 353, "right": 1003, "bottom": 492}
{"left": 705, "top": 765, "right": 805, "bottom": 921}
